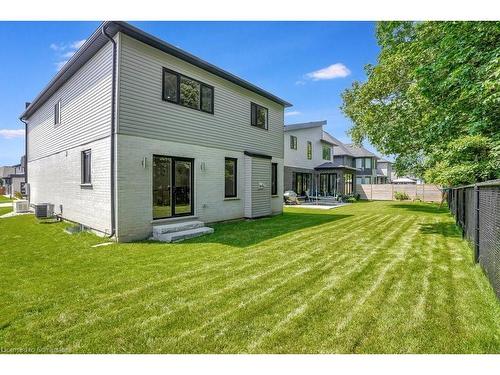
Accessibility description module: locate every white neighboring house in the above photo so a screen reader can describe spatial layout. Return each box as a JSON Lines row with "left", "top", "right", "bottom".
{"left": 376, "top": 158, "right": 393, "bottom": 184}
{"left": 284, "top": 121, "right": 358, "bottom": 197}
{"left": 20, "top": 21, "right": 291, "bottom": 242}
{"left": 0, "top": 156, "right": 26, "bottom": 198}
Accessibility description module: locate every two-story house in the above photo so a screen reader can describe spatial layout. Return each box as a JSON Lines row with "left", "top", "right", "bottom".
{"left": 20, "top": 21, "right": 291, "bottom": 242}
{"left": 284, "top": 121, "right": 357, "bottom": 197}
{"left": 0, "top": 156, "right": 26, "bottom": 198}
{"left": 342, "top": 144, "right": 379, "bottom": 185}
{"left": 376, "top": 159, "right": 393, "bottom": 184}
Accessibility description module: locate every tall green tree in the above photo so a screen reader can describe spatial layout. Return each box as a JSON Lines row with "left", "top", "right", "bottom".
{"left": 341, "top": 21, "right": 500, "bottom": 186}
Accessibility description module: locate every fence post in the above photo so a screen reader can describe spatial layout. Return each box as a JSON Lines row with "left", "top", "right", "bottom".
{"left": 391, "top": 184, "right": 394, "bottom": 200}
{"left": 474, "top": 185, "right": 480, "bottom": 263}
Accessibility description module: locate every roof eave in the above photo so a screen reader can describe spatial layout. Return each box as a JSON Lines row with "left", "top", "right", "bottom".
{"left": 21, "top": 21, "right": 291, "bottom": 120}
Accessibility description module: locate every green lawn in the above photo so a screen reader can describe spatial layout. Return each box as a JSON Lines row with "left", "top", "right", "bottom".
{"left": 0, "top": 206, "right": 12, "bottom": 216}
{"left": 0, "top": 201, "right": 499, "bottom": 353}
{"left": 0, "top": 196, "right": 13, "bottom": 203}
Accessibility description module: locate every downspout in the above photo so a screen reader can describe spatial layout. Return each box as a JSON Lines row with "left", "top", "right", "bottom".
{"left": 102, "top": 24, "right": 117, "bottom": 239}
{"left": 20, "top": 118, "right": 28, "bottom": 203}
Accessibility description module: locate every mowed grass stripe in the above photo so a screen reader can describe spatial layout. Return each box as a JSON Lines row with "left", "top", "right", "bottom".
{"left": 45, "top": 213, "right": 381, "bottom": 341}
{"left": 1, "top": 201, "right": 499, "bottom": 353}
{"left": 249, "top": 216, "right": 417, "bottom": 353}
{"left": 62, "top": 214, "right": 397, "bottom": 351}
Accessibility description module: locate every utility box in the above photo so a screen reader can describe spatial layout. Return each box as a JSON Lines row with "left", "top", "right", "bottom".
{"left": 13, "top": 200, "right": 30, "bottom": 213}
{"left": 34, "top": 203, "right": 54, "bottom": 219}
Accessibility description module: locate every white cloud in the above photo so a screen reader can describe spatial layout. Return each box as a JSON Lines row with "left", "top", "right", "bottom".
{"left": 306, "top": 63, "right": 351, "bottom": 81}
{"left": 50, "top": 43, "right": 64, "bottom": 51}
{"left": 62, "top": 51, "right": 77, "bottom": 59}
{"left": 0, "top": 129, "right": 25, "bottom": 139}
{"left": 295, "top": 80, "right": 306, "bottom": 86}
{"left": 55, "top": 60, "right": 68, "bottom": 71}
{"left": 51, "top": 39, "right": 86, "bottom": 71}
{"left": 70, "top": 39, "right": 86, "bottom": 49}
{"left": 285, "top": 111, "right": 301, "bottom": 117}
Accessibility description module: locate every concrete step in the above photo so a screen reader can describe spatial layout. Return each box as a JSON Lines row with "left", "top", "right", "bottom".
{"left": 156, "top": 226, "right": 214, "bottom": 243}
{"left": 153, "top": 220, "right": 205, "bottom": 238}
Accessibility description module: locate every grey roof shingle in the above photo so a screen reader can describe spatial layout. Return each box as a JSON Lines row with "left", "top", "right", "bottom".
{"left": 344, "top": 144, "right": 378, "bottom": 158}
{"left": 284, "top": 121, "right": 327, "bottom": 131}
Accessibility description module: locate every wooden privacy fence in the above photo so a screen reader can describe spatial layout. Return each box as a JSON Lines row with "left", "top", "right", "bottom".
{"left": 0, "top": 186, "right": 5, "bottom": 195}
{"left": 356, "top": 184, "right": 442, "bottom": 202}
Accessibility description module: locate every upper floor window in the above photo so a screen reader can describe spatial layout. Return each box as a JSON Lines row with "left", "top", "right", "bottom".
{"left": 251, "top": 102, "right": 268, "bottom": 130}
{"left": 365, "top": 157, "right": 372, "bottom": 169}
{"left": 355, "top": 158, "right": 363, "bottom": 169}
{"left": 81, "top": 150, "right": 91, "bottom": 185}
{"left": 271, "top": 163, "right": 278, "bottom": 195}
{"left": 54, "top": 100, "right": 61, "bottom": 126}
{"left": 322, "top": 145, "right": 331, "bottom": 160}
{"left": 162, "top": 67, "right": 214, "bottom": 114}
{"left": 290, "top": 135, "right": 297, "bottom": 150}
{"left": 307, "top": 141, "right": 312, "bottom": 160}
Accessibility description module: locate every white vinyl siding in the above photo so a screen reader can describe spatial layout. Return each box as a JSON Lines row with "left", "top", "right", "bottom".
{"left": 118, "top": 33, "right": 284, "bottom": 159}
{"left": 26, "top": 42, "right": 113, "bottom": 161}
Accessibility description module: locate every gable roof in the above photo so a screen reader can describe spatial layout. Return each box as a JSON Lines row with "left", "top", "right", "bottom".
{"left": 328, "top": 135, "right": 355, "bottom": 157}
{"left": 345, "top": 144, "right": 378, "bottom": 158}
{"left": 20, "top": 21, "right": 291, "bottom": 120}
{"left": 321, "top": 131, "right": 338, "bottom": 146}
{"left": 284, "top": 120, "right": 327, "bottom": 132}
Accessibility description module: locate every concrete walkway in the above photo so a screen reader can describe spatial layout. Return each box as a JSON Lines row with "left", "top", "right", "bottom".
{"left": 0, "top": 202, "right": 13, "bottom": 208}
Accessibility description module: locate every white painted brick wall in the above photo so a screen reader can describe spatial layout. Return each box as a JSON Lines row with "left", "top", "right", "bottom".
{"left": 28, "top": 137, "right": 112, "bottom": 234}
{"left": 116, "top": 134, "right": 283, "bottom": 242}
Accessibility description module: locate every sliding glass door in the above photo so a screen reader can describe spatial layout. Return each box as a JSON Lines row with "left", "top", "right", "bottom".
{"left": 295, "top": 172, "right": 312, "bottom": 196}
{"left": 320, "top": 173, "right": 337, "bottom": 196}
{"left": 153, "top": 155, "right": 193, "bottom": 219}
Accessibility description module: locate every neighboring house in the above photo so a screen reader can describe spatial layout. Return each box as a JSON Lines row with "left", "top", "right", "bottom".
{"left": 20, "top": 21, "right": 291, "bottom": 242}
{"left": 284, "top": 121, "right": 356, "bottom": 197}
{"left": 0, "top": 156, "right": 26, "bottom": 197}
{"left": 340, "top": 144, "right": 379, "bottom": 185}
{"left": 376, "top": 158, "right": 393, "bottom": 184}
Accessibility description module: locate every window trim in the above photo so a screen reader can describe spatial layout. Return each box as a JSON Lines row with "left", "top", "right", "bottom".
{"left": 54, "top": 100, "right": 61, "bottom": 126}
{"left": 250, "top": 102, "right": 269, "bottom": 130}
{"left": 162, "top": 67, "right": 214, "bottom": 114}
{"left": 224, "top": 157, "right": 238, "bottom": 198}
{"left": 81, "top": 149, "right": 92, "bottom": 186}
{"left": 271, "top": 163, "right": 278, "bottom": 196}
{"left": 290, "top": 135, "right": 297, "bottom": 150}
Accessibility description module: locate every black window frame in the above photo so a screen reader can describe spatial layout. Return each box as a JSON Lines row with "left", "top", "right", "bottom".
{"left": 290, "top": 135, "right": 297, "bottom": 150}
{"left": 81, "top": 149, "right": 92, "bottom": 185}
{"left": 250, "top": 102, "right": 268, "bottom": 130}
{"left": 162, "top": 67, "right": 214, "bottom": 114}
{"left": 54, "top": 100, "right": 61, "bottom": 126}
{"left": 224, "top": 157, "right": 238, "bottom": 198}
{"left": 322, "top": 144, "right": 331, "bottom": 160}
{"left": 271, "top": 163, "right": 278, "bottom": 196}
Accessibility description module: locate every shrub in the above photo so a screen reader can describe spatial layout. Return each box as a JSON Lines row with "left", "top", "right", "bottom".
{"left": 394, "top": 191, "right": 410, "bottom": 201}
{"left": 346, "top": 196, "right": 357, "bottom": 203}
{"left": 14, "top": 191, "right": 23, "bottom": 200}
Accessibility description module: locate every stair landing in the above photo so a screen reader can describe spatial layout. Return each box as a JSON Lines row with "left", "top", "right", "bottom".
{"left": 152, "top": 220, "right": 214, "bottom": 243}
